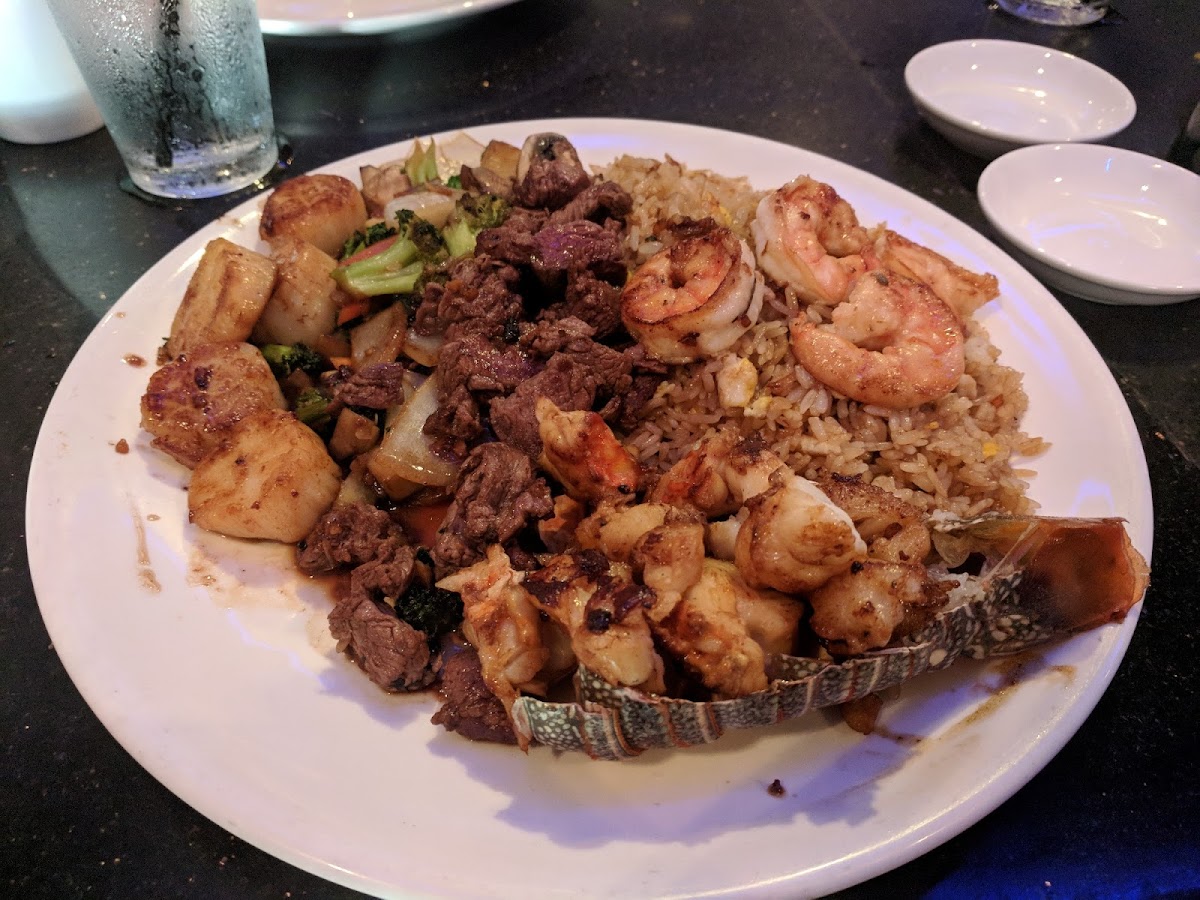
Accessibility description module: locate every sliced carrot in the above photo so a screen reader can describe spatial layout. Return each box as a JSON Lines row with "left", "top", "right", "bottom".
{"left": 336, "top": 301, "right": 370, "bottom": 326}
{"left": 328, "top": 356, "right": 353, "bottom": 369}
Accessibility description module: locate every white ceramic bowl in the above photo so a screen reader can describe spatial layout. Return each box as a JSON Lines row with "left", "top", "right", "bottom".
{"left": 978, "top": 143, "right": 1200, "bottom": 305}
{"left": 905, "top": 39, "right": 1136, "bottom": 159}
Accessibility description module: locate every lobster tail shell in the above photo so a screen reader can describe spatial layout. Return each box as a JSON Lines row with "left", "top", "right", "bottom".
{"left": 511, "top": 514, "right": 1148, "bottom": 760}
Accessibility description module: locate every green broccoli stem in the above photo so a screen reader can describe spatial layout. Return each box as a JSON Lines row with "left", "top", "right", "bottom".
{"left": 335, "top": 262, "right": 424, "bottom": 298}
{"left": 293, "top": 389, "right": 333, "bottom": 428}
{"left": 442, "top": 218, "right": 477, "bottom": 259}
{"left": 333, "top": 236, "right": 426, "bottom": 297}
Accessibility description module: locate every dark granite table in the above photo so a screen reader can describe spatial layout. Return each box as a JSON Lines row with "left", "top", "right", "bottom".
{"left": 4, "top": 1, "right": 1198, "bottom": 897}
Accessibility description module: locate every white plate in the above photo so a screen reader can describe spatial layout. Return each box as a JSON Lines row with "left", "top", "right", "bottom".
{"left": 27, "top": 118, "right": 1152, "bottom": 899}
{"left": 979, "top": 143, "right": 1200, "bottom": 305}
{"left": 257, "top": 0, "right": 523, "bottom": 36}
{"left": 905, "top": 39, "right": 1135, "bottom": 159}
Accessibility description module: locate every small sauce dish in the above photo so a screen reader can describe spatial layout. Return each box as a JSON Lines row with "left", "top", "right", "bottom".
{"left": 905, "top": 39, "right": 1135, "bottom": 159}
{"left": 978, "top": 143, "right": 1200, "bottom": 306}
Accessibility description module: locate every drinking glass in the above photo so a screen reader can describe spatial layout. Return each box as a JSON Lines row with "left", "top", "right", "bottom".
{"left": 46, "top": 0, "right": 278, "bottom": 199}
{"left": 994, "top": 0, "right": 1109, "bottom": 26}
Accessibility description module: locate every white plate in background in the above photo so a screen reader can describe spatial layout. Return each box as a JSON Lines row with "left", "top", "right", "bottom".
{"left": 906, "top": 39, "right": 1135, "bottom": 159}
{"left": 27, "top": 118, "right": 1152, "bottom": 899}
{"left": 257, "top": 0, "right": 523, "bottom": 36}
{"left": 980, "top": 143, "right": 1200, "bottom": 305}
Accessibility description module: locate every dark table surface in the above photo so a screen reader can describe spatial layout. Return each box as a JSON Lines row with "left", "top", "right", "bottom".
{"left": 5, "top": 1, "right": 1199, "bottom": 897}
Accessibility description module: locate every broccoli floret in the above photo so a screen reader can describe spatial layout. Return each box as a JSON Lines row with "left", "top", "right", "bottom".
{"left": 260, "top": 343, "right": 326, "bottom": 379}
{"left": 458, "top": 192, "right": 510, "bottom": 231}
{"left": 399, "top": 209, "right": 447, "bottom": 259}
{"left": 331, "top": 234, "right": 425, "bottom": 298}
{"left": 293, "top": 387, "right": 334, "bottom": 429}
{"left": 332, "top": 208, "right": 457, "bottom": 298}
{"left": 446, "top": 174, "right": 462, "bottom": 190}
{"left": 441, "top": 192, "right": 510, "bottom": 259}
{"left": 394, "top": 583, "right": 463, "bottom": 643}
{"left": 341, "top": 221, "right": 397, "bottom": 260}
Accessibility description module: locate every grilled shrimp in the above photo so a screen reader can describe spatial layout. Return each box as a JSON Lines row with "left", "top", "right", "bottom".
{"left": 789, "top": 269, "right": 965, "bottom": 410}
{"left": 535, "top": 398, "right": 641, "bottom": 504}
{"left": 652, "top": 559, "right": 804, "bottom": 697}
{"left": 874, "top": 229, "right": 999, "bottom": 320}
{"left": 620, "top": 226, "right": 764, "bottom": 363}
{"left": 751, "top": 175, "right": 874, "bottom": 305}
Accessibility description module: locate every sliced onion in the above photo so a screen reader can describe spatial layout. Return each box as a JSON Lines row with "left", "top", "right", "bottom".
{"left": 435, "top": 132, "right": 486, "bottom": 181}
{"left": 350, "top": 304, "right": 407, "bottom": 369}
{"left": 402, "top": 329, "right": 443, "bottom": 367}
{"left": 367, "top": 371, "right": 459, "bottom": 492}
{"left": 382, "top": 191, "right": 457, "bottom": 229}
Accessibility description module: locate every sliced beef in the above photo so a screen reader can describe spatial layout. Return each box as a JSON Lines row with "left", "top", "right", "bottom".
{"left": 327, "top": 362, "right": 408, "bottom": 409}
{"left": 423, "top": 334, "right": 540, "bottom": 457}
{"left": 303, "top": 503, "right": 432, "bottom": 691}
{"left": 431, "top": 640, "right": 517, "bottom": 744}
{"left": 615, "top": 372, "right": 664, "bottom": 431}
{"left": 513, "top": 153, "right": 592, "bottom": 213}
{"left": 529, "top": 220, "right": 625, "bottom": 283}
{"left": 423, "top": 381, "right": 486, "bottom": 457}
{"left": 488, "top": 355, "right": 599, "bottom": 458}
{"left": 623, "top": 341, "right": 672, "bottom": 375}
{"left": 298, "top": 502, "right": 408, "bottom": 573}
{"left": 328, "top": 591, "right": 433, "bottom": 691}
{"left": 349, "top": 541, "right": 419, "bottom": 604}
{"left": 490, "top": 334, "right": 635, "bottom": 457}
{"left": 412, "top": 255, "right": 523, "bottom": 341}
{"left": 547, "top": 180, "right": 634, "bottom": 227}
{"left": 475, "top": 209, "right": 544, "bottom": 267}
{"left": 540, "top": 271, "right": 623, "bottom": 338}
{"left": 615, "top": 344, "right": 670, "bottom": 428}
{"left": 431, "top": 443, "right": 553, "bottom": 572}
{"left": 567, "top": 339, "right": 636, "bottom": 412}
{"left": 438, "top": 333, "right": 537, "bottom": 395}
{"left": 477, "top": 212, "right": 625, "bottom": 287}
{"left": 517, "top": 315, "right": 597, "bottom": 357}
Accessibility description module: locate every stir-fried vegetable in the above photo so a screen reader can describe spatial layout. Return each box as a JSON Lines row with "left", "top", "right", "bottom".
{"left": 404, "top": 138, "right": 440, "bottom": 186}
{"left": 368, "top": 372, "right": 460, "bottom": 496}
{"left": 340, "top": 221, "right": 397, "bottom": 260}
{"left": 259, "top": 342, "right": 326, "bottom": 378}
{"left": 443, "top": 192, "right": 510, "bottom": 258}
{"left": 332, "top": 234, "right": 427, "bottom": 299}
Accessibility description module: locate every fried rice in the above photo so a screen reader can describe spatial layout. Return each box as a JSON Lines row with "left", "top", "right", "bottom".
{"left": 602, "top": 154, "right": 1047, "bottom": 517}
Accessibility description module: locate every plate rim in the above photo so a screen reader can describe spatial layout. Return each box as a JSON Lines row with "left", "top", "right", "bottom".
{"left": 26, "top": 116, "right": 1154, "bottom": 899}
